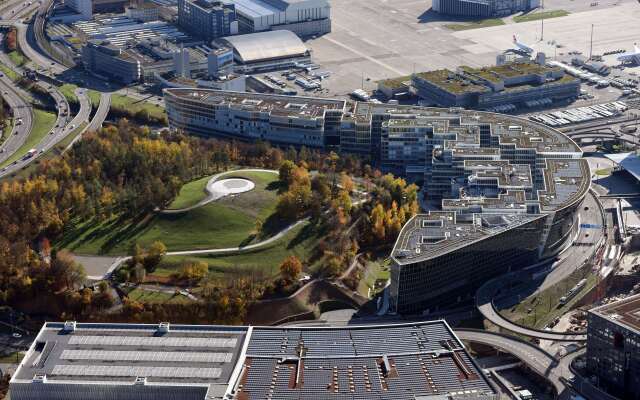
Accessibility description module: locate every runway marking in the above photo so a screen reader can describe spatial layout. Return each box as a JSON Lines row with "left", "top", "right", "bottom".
{"left": 321, "top": 35, "right": 408, "bottom": 76}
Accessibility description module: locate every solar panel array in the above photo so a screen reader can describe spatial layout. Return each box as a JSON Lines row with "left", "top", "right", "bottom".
{"left": 68, "top": 335, "right": 237, "bottom": 348}
{"left": 237, "top": 323, "right": 497, "bottom": 400}
{"left": 60, "top": 350, "right": 233, "bottom": 364}
{"left": 50, "top": 365, "right": 222, "bottom": 379}
{"left": 237, "top": 354, "right": 495, "bottom": 400}
{"left": 247, "top": 323, "right": 461, "bottom": 357}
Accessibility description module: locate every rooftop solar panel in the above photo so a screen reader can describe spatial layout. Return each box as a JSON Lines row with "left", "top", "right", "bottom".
{"left": 51, "top": 365, "right": 222, "bottom": 379}
{"left": 68, "top": 335, "right": 237, "bottom": 348}
{"left": 60, "top": 350, "right": 233, "bottom": 363}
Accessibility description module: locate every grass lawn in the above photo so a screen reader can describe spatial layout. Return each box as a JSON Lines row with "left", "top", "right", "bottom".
{"left": 445, "top": 18, "right": 505, "bottom": 31}
{"left": 0, "top": 63, "right": 20, "bottom": 81}
{"left": 155, "top": 220, "right": 319, "bottom": 280}
{"left": 58, "top": 83, "right": 79, "bottom": 104}
{"left": 58, "top": 170, "right": 282, "bottom": 255}
{"left": 513, "top": 10, "right": 569, "bottom": 23}
{"left": 1, "top": 118, "right": 12, "bottom": 147}
{"left": 168, "top": 175, "right": 214, "bottom": 209}
{"left": 127, "top": 287, "right": 191, "bottom": 304}
{"left": 0, "top": 351, "right": 24, "bottom": 364}
{"left": 499, "top": 265, "right": 596, "bottom": 329}
{"left": 7, "top": 50, "right": 26, "bottom": 67}
{"left": 88, "top": 90, "right": 102, "bottom": 107}
{"left": 357, "top": 257, "right": 391, "bottom": 299}
{"left": 0, "top": 108, "right": 56, "bottom": 168}
{"left": 595, "top": 168, "right": 612, "bottom": 176}
{"left": 111, "top": 94, "right": 166, "bottom": 121}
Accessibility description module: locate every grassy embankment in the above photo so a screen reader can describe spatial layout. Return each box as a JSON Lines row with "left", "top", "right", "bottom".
{"left": 57, "top": 171, "right": 283, "bottom": 255}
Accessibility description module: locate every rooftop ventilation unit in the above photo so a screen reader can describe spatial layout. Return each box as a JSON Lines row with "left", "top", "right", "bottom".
{"left": 134, "top": 376, "right": 147, "bottom": 385}
{"left": 158, "top": 322, "right": 170, "bottom": 333}
{"left": 63, "top": 321, "right": 76, "bottom": 333}
{"left": 32, "top": 374, "right": 47, "bottom": 383}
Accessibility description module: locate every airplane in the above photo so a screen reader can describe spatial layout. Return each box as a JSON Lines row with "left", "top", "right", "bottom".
{"left": 617, "top": 43, "right": 640, "bottom": 65}
{"left": 512, "top": 35, "right": 534, "bottom": 54}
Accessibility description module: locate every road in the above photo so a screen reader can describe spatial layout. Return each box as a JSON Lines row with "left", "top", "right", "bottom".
{"left": 476, "top": 273, "right": 588, "bottom": 342}
{"left": 456, "top": 329, "right": 568, "bottom": 398}
{"left": 65, "top": 91, "right": 111, "bottom": 151}
{"left": 0, "top": 87, "right": 89, "bottom": 178}
{"left": 474, "top": 190, "right": 607, "bottom": 342}
{"left": 0, "top": 74, "right": 33, "bottom": 165}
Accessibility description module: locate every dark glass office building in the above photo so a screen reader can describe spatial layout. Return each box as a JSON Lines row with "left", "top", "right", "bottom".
{"left": 587, "top": 294, "right": 640, "bottom": 400}
{"left": 177, "top": 0, "right": 237, "bottom": 42}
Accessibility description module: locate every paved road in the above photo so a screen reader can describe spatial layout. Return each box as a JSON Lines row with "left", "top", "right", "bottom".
{"left": 476, "top": 273, "right": 588, "bottom": 342}
{"left": 456, "top": 329, "right": 566, "bottom": 397}
{"left": 474, "top": 190, "right": 607, "bottom": 342}
{"left": 0, "top": 75, "right": 33, "bottom": 165}
{"left": 0, "top": 87, "right": 88, "bottom": 178}
{"left": 65, "top": 91, "right": 111, "bottom": 151}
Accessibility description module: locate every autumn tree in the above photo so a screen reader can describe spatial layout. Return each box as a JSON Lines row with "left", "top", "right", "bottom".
{"left": 279, "top": 256, "right": 302, "bottom": 284}
{"left": 278, "top": 160, "right": 296, "bottom": 185}
{"left": 50, "top": 250, "right": 86, "bottom": 290}
{"left": 142, "top": 241, "right": 167, "bottom": 273}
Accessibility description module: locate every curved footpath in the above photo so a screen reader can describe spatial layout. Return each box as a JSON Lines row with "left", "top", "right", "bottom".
{"left": 160, "top": 168, "right": 278, "bottom": 214}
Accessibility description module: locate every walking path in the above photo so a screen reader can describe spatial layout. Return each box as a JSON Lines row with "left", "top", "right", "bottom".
{"left": 160, "top": 169, "right": 277, "bottom": 214}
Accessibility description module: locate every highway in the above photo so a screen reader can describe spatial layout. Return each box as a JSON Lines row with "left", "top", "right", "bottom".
{"left": 64, "top": 91, "right": 111, "bottom": 151}
{"left": 0, "top": 86, "right": 87, "bottom": 178}
{"left": 0, "top": 73, "right": 32, "bottom": 165}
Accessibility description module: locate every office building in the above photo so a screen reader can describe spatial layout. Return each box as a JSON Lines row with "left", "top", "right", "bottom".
{"left": 125, "top": 1, "right": 160, "bottom": 22}
{"left": 65, "top": 0, "right": 93, "bottom": 19}
{"left": 412, "top": 62, "right": 580, "bottom": 111}
{"left": 66, "top": 0, "right": 130, "bottom": 18}
{"left": 164, "top": 89, "right": 589, "bottom": 314}
{"left": 177, "top": 0, "right": 238, "bottom": 42}
{"left": 587, "top": 294, "right": 640, "bottom": 400}
{"left": 432, "top": 0, "right": 540, "bottom": 17}
{"left": 207, "top": 46, "right": 234, "bottom": 77}
{"left": 81, "top": 40, "right": 142, "bottom": 83}
{"left": 173, "top": 47, "right": 190, "bottom": 77}
{"left": 233, "top": 0, "right": 331, "bottom": 37}
{"left": 10, "top": 320, "right": 498, "bottom": 400}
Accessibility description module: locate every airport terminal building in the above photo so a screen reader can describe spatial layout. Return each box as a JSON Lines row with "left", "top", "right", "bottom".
{"left": 432, "top": 0, "right": 540, "bottom": 17}
{"left": 10, "top": 321, "right": 498, "bottom": 400}
{"left": 165, "top": 88, "right": 590, "bottom": 314}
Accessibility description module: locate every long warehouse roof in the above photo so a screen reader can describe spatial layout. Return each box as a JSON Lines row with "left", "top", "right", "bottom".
{"left": 221, "top": 30, "right": 307, "bottom": 63}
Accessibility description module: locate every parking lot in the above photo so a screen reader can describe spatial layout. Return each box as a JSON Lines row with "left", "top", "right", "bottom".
{"left": 302, "top": 0, "right": 640, "bottom": 96}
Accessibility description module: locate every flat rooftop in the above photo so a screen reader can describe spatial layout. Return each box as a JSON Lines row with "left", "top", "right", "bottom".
{"left": 165, "top": 88, "right": 346, "bottom": 118}
{"left": 13, "top": 322, "right": 247, "bottom": 388}
{"left": 392, "top": 212, "right": 543, "bottom": 264}
{"left": 237, "top": 321, "right": 497, "bottom": 399}
{"left": 590, "top": 293, "right": 640, "bottom": 334}
{"left": 11, "top": 321, "right": 497, "bottom": 400}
